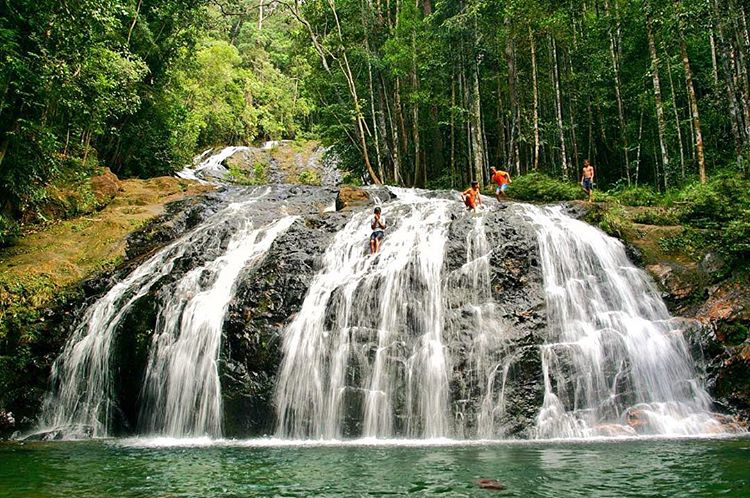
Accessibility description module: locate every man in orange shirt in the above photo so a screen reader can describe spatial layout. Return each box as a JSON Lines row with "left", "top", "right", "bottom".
{"left": 490, "top": 167, "right": 512, "bottom": 201}
{"left": 462, "top": 180, "right": 482, "bottom": 212}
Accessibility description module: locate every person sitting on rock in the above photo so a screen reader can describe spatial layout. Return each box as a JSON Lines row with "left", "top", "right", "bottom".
{"left": 462, "top": 180, "right": 483, "bottom": 212}
{"left": 370, "top": 206, "right": 386, "bottom": 254}
{"left": 490, "top": 167, "right": 512, "bottom": 201}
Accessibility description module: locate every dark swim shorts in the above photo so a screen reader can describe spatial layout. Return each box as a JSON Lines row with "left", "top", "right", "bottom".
{"left": 582, "top": 178, "right": 593, "bottom": 191}
{"left": 370, "top": 230, "right": 385, "bottom": 241}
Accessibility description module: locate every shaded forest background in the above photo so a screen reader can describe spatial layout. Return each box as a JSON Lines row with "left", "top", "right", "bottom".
{"left": 2, "top": 0, "right": 750, "bottom": 235}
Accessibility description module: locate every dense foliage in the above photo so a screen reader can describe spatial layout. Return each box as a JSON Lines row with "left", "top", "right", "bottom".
{"left": 2, "top": 0, "right": 750, "bottom": 240}
{"left": 0, "top": 0, "right": 310, "bottom": 237}
{"left": 289, "top": 0, "right": 749, "bottom": 191}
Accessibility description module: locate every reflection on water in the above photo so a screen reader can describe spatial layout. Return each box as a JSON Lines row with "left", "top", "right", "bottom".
{"left": 1, "top": 438, "right": 749, "bottom": 497}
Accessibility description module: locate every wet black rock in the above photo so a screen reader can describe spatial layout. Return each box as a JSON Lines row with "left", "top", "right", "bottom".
{"left": 221, "top": 210, "right": 350, "bottom": 437}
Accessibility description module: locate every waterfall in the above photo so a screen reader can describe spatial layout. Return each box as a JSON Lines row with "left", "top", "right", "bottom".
{"left": 39, "top": 189, "right": 294, "bottom": 438}
{"left": 524, "top": 205, "right": 721, "bottom": 438}
{"left": 139, "top": 215, "right": 297, "bottom": 437}
{"left": 275, "top": 189, "right": 453, "bottom": 439}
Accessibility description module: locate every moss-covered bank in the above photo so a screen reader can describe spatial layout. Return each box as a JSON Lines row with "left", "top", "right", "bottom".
{"left": 0, "top": 173, "right": 213, "bottom": 436}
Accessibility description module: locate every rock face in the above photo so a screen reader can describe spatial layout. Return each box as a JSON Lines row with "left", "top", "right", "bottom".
{"left": 442, "top": 206, "right": 545, "bottom": 437}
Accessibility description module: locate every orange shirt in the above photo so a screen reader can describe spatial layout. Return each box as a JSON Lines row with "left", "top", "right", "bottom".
{"left": 463, "top": 187, "right": 480, "bottom": 204}
{"left": 492, "top": 171, "right": 510, "bottom": 186}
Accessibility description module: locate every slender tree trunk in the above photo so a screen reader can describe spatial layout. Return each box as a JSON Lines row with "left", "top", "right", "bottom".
{"left": 363, "top": 2, "right": 384, "bottom": 182}
{"left": 606, "top": 0, "right": 631, "bottom": 183}
{"left": 550, "top": 35, "right": 569, "bottom": 179}
{"left": 382, "top": 76, "right": 403, "bottom": 184}
{"left": 530, "top": 25, "right": 541, "bottom": 171}
{"left": 731, "top": 0, "right": 750, "bottom": 145}
{"left": 646, "top": 6, "right": 671, "bottom": 188}
{"left": 714, "top": 0, "right": 745, "bottom": 156}
{"left": 505, "top": 16, "right": 519, "bottom": 174}
{"left": 127, "top": 0, "right": 144, "bottom": 45}
{"left": 676, "top": 0, "right": 707, "bottom": 183}
{"left": 450, "top": 72, "right": 456, "bottom": 188}
{"left": 636, "top": 105, "right": 645, "bottom": 185}
{"left": 710, "top": 26, "right": 720, "bottom": 87}
{"left": 258, "top": 0, "right": 264, "bottom": 31}
{"left": 411, "top": 31, "right": 423, "bottom": 187}
{"left": 471, "top": 17, "right": 485, "bottom": 185}
{"left": 666, "top": 54, "right": 686, "bottom": 180}
{"left": 394, "top": 78, "right": 409, "bottom": 164}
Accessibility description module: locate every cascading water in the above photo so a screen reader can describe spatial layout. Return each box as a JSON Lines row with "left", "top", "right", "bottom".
{"left": 274, "top": 189, "right": 453, "bottom": 439}
{"left": 38, "top": 188, "right": 296, "bottom": 438}
{"left": 524, "top": 205, "right": 721, "bottom": 438}
{"left": 176, "top": 146, "right": 249, "bottom": 182}
{"left": 139, "top": 215, "right": 297, "bottom": 437}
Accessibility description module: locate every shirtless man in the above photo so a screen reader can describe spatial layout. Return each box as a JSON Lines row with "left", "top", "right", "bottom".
{"left": 581, "top": 159, "right": 595, "bottom": 202}
{"left": 462, "top": 180, "right": 483, "bottom": 212}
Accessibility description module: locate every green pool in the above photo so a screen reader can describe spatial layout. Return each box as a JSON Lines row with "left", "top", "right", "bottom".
{"left": 1, "top": 437, "right": 749, "bottom": 496}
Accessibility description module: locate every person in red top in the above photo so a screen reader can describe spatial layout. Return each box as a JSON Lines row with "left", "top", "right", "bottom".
{"left": 489, "top": 167, "right": 512, "bottom": 201}
{"left": 462, "top": 180, "right": 483, "bottom": 212}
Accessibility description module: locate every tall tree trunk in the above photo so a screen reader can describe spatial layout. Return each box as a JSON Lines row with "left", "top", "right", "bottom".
{"left": 505, "top": 16, "right": 519, "bottom": 174}
{"left": 666, "top": 54, "right": 686, "bottom": 180}
{"left": 605, "top": 0, "right": 631, "bottom": 183}
{"left": 382, "top": 75, "right": 403, "bottom": 184}
{"left": 450, "top": 72, "right": 456, "bottom": 188}
{"left": 676, "top": 0, "right": 707, "bottom": 183}
{"left": 258, "top": 0, "right": 264, "bottom": 31}
{"left": 530, "top": 25, "right": 540, "bottom": 170}
{"left": 394, "top": 77, "right": 409, "bottom": 165}
{"left": 730, "top": 0, "right": 750, "bottom": 146}
{"left": 710, "top": 26, "right": 720, "bottom": 87}
{"left": 550, "top": 35, "right": 569, "bottom": 179}
{"left": 362, "top": 1, "right": 384, "bottom": 182}
{"left": 470, "top": 16, "right": 485, "bottom": 185}
{"left": 713, "top": 0, "right": 745, "bottom": 156}
{"left": 636, "top": 105, "right": 645, "bottom": 185}
{"left": 411, "top": 30, "right": 423, "bottom": 187}
{"left": 646, "top": 5, "right": 671, "bottom": 189}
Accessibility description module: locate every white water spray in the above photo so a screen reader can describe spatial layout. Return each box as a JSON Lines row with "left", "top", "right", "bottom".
{"left": 524, "top": 205, "right": 721, "bottom": 437}
{"left": 275, "top": 189, "right": 453, "bottom": 439}
{"left": 177, "top": 146, "right": 249, "bottom": 182}
{"left": 140, "top": 215, "right": 297, "bottom": 437}
{"left": 37, "top": 189, "right": 294, "bottom": 438}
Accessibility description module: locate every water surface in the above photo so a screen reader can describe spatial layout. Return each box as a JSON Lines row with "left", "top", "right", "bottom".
{"left": 2, "top": 437, "right": 749, "bottom": 497}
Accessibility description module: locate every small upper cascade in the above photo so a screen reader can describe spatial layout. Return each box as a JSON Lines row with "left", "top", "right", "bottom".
{"left": 523, "top": 204, "right": 721, "bottom": 438}
{"left": 139, "top": 215, "right": 297, "bottom": 438}
{"left": 37, "top": 189, "right": 276, "bottom": 438}
{"left": 176, "top": 146, "right": 249, "bottom": 182}
{"left": 274, "top": 188, "right": 453, "bottom": 439}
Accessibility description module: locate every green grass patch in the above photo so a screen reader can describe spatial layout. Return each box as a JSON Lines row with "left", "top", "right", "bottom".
{"left": 508, "top": 172, "right": 584, "bottom": 202}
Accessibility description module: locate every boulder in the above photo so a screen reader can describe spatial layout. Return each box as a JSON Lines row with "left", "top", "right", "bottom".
{"left": 336, "top": 186, "right": 371, "bottom": 211}
{"left": 646, "top": 262, "right": 696, "bottom": 301}
{"left": 90, "top": 167, "right": 121, "bottom": 207}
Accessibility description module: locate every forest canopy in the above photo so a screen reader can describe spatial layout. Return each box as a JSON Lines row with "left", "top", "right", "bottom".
{"left": 2, "top": 0, "right": 750, "bottom": 230}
